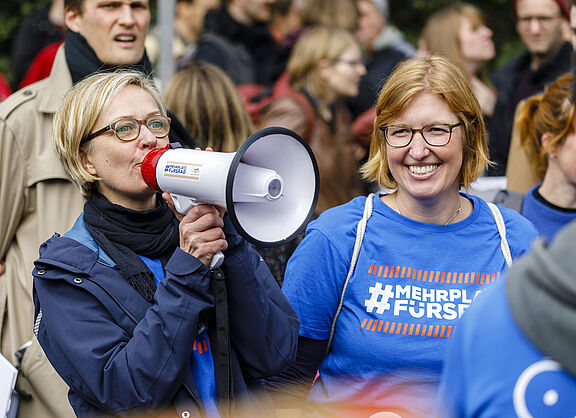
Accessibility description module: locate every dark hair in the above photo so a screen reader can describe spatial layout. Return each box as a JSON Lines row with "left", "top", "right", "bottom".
{"left": 65, "top": 0, "right": 83, "bottom": 13}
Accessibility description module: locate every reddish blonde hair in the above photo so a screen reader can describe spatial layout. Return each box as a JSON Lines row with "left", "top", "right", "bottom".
{"left": 516, "top": 72, "right": 574, "bottom": 179}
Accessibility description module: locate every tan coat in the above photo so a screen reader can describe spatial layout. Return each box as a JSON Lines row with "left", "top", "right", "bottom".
{"left": 505, "top": 100, "right": 542, "bottom": 193}
{"left": 0, "top": 46, "right": 81, "bottom": 418}
{"left": 258, "top": 96, "right": 367, "bottom": 216}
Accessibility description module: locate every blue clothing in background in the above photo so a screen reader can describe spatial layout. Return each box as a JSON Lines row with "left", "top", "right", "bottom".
{"left": 437, "top": 279, "right": 576, "bottom": 417}
{"left": 521, "top": 185, "right": 576, "bottom": 243}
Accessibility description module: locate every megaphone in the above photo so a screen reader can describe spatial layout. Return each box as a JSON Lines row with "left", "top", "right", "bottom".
{"left": 141, "top": 126, "right": 319, "bottom": 268}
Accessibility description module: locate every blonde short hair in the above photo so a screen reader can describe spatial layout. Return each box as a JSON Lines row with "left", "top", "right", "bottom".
{"left": 360, "top": 55, "right": 490, "bottom": 190}
{"left": 164, "top": 63, "right": 254, "bottom": 152}
{"left": 53, "top": 70, "right": 167, "bottom": 198}
{"left": 287, "top": 26, "right": 359, "bottom": 97}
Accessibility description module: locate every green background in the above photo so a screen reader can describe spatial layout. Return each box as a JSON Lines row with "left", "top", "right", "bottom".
{"left": 0, "top": 0, "right": 523, "bottom": 88}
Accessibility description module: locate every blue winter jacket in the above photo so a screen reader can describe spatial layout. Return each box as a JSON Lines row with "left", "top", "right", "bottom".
{"left": 33, "top": 213, "right": 299, "bottom": 417}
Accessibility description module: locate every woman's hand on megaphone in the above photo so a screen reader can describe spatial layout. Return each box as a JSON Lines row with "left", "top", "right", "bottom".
{"left": 164, "top": 192, "right": 228, "bottom": 266}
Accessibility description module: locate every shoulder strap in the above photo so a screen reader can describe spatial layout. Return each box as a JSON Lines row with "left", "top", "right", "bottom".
{"left": 487, "top": 202, "right": 513, "bottom": 268}
{"left": 326, "top": 193, "right": 375, "bottom": 354}
{"left": 211, "top": 268, "right": 233, "bottom": 412}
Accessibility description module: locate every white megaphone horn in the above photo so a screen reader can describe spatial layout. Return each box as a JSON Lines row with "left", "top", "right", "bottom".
{"left": 141, "top": 127, "right": 319, "bottom": 268}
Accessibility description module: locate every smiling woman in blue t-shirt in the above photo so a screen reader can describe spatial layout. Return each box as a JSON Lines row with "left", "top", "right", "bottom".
{"left": 265, "top": 55, "right": 538, "bottom": 417}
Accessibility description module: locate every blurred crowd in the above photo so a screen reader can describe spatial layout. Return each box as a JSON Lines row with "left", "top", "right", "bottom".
{"left": 2, "top": 0, "right": 576, "bottom": 417}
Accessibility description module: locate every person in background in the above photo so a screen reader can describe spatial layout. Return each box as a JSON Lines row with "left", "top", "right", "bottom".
{"left": 33, "top": 69, "right": 298, "bottom": 417}
{"left": 348, "top": 0, "right": 410, "bottom": 119}
{"left": 164, "top": 62, "right": 252, "bottom": 152}
{"left": 506, "top": 0, "right": 576, "bottom": 193}
{"left": 360, "top": 0, "right": 415, "bottom": 57}
{"left": 487, "top": 0, "right": 573, "bottom": 176}
{"left": 258, "top": 25, "right": 368, "bottom": 217}
{"left": 299, "top": 0, "right": 359, "bottom": 33}
{"left": 419, "top": 3, "right": 496, "bottom": 119}
{"left": 269, "top": 0, "right": 303, "bottom": 47}
{"left": 201, "top": 0, "right": 287, "bottom": 86}
{"left": 272, "top": 0, "right": 360, "bottom": 53}
{"left": 264, "top": 55, "right": 537, "bottom": 417}
{"left": 494, "top": 72, "right": 576, "bottom": 242}
{"left": 0, "top": 1, "right": 194, "bottom": 417}
{"left": 10, "top": 0, "right": 65, "bottom": 90}
{"left": 145, "top": 0, "right": 220, "bottom": 71}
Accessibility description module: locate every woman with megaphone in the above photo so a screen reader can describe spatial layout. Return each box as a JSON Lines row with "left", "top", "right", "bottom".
{"left": 31, "top": 70, "right": 298, "bottom": 417}
{"left": 264, "top": 55, "right": 539, "bottom": 417}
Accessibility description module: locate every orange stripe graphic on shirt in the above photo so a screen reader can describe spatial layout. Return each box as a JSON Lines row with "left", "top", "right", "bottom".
{"left": 361, "top": 319, "right": 455, "bottom": 338}
{"left": 193, "top": 336, "right": 211, "bottom": 354}
{"left": 368, "top": 264, "right": 501, "bottom": 286}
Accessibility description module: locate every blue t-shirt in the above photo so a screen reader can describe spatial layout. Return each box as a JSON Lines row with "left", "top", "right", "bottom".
{"left": 438, "top": 279, "right": 576, "bottom": 417}
{"left": 282, "top": 193, "right": 538, "bottom": 416}
{"left": 522, "top": 185, "right": 576, "bottom": 243}
{"left": 141, "top": 256, "right": 220, "bottom": 418}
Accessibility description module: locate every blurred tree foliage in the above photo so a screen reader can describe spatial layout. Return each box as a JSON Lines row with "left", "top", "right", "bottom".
{"left": 0, "top": 0, "right": 47, "bottom": 86}
{"left": 1, "top": 0, "right": 524, "bottom": 87}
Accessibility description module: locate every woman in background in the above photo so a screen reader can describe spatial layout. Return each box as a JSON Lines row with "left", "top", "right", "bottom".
{"left": 495, "top": 72, "right": 576, "bottom": 242}
{"left": 258, "top": 25, "right": 368, "bottom": 216}
{"left": 164, "top": 61, "right": 253, "bottom": 152}
{"left": 419, "top": 3, "right": 496, "bottom": 118}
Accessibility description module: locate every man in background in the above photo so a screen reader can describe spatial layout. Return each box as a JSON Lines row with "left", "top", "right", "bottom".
{"left": 487, "top": 0, "right": 573, "bottom": 176}
{"left": 202, "top": 0, "right": 287, "bottom": 86}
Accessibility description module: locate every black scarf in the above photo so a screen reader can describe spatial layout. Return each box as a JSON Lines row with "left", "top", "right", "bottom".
{"left": 64, "top": 29, "right": 153, "bottom": 84}
{"left": 84, "top": 192, "right": 180, "bottom": 303}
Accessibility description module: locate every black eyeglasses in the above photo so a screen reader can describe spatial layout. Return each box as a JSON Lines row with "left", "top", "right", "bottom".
{"left": 379, "top": 122, "right": 463, "bottom": 148}
{"left": 83, "top": 115, "right": 171, "bottom": 143}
